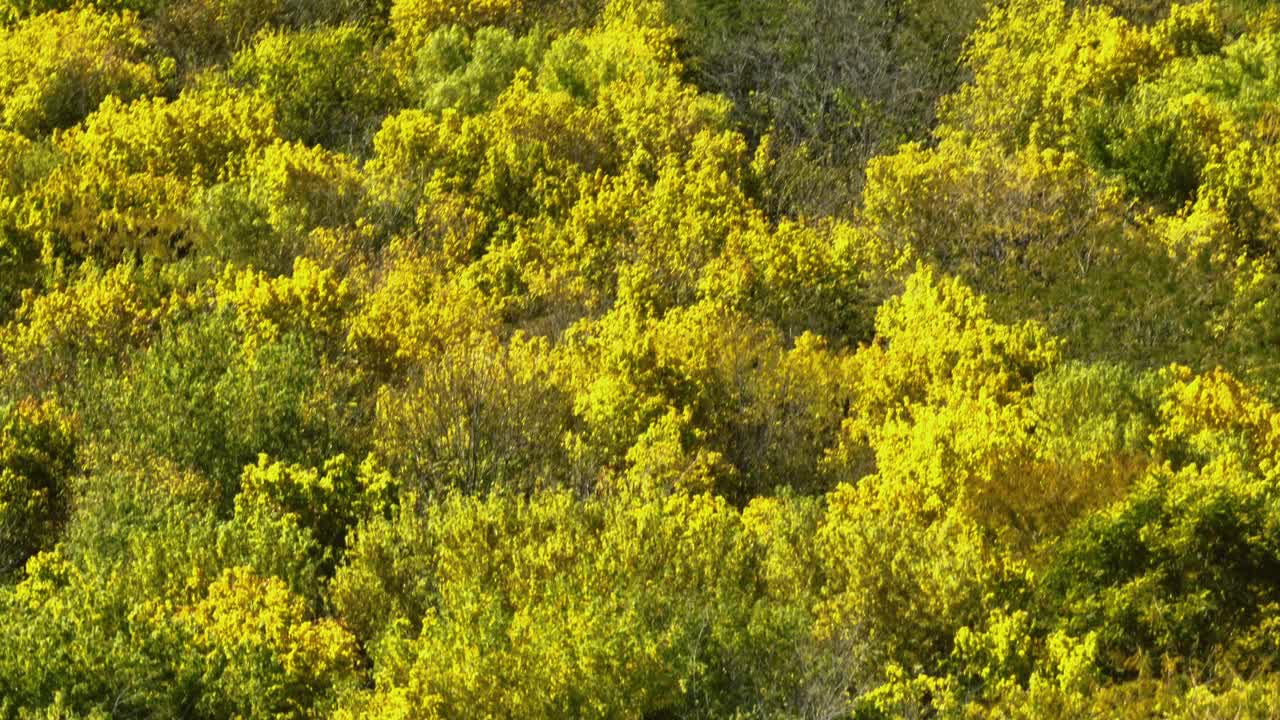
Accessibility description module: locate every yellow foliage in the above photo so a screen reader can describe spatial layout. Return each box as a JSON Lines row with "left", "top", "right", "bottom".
{"left": 29, "top": 82, "right": 277, "bottom": 258}
{"left": 335, "top": 488, "right": 770, "bottom": 718}
{"left": 815, "top": 477, "right": 1006, "bottom": 675}
{"left": 347, "top": 249, "right": 502, "bottom": 370}
{"left": 1154, "top": 365, "right": 1280, "bottom": 469}
{"left": 944, "top": 0, "right": 1235, "bottom": 153}
{"left": 847, "top": 268, "right": 1060, "bottom": 415}
{"left": 181, "top": 566, "right": 361, "bottom": 717}
{"left": 616, "top": 407, "right": 725, "bottom": 497}
{"left": 863, "top": 136, "right": 1127, "bottom": 290}
{"left": 215, "top": 257, "right": 357, "bottom": 353}
{"left": 0, "top": 263, "right": 166, "bottom": 396}
{"left": 391, "top": 0, "right": 592, "bottom": 40}
{"left": 0, "top": 7, "right": 162, "bottom": 137}
{"left": 1150, "top": 0, "right": 1223, "bottom": 56}
{"left": 248, "top": 142, "right": 367, "bottom": 239}
{"left": 392, "top": 0, "right": 524, "bottom": 40}
{"left": 0, "top": 398, "right": 76, "bottom": 575}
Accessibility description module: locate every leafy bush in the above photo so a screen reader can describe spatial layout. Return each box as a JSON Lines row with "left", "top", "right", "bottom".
{"left": 230, "top": 25, "right": 401, "bottom": 151}
{"left": 0, "top": 7, "right": 162, "bottom": 137}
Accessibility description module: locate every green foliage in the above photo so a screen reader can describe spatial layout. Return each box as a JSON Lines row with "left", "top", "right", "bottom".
{"left": 634, "top": 0, "right": 985, "bottom": 215}
{"left": 0, "top": 401, "right": 75, "bottom": 577}
{"left": 865, "top": 18, "right": 1280, "bottom": 380}
{"left": 389, "top": 0, "right": 597, "bottom": 41}
{"left": 195, "top": 141, "right": 368, "bottom": 271}
{"left": 334, "top": 489, "right": 839, "bottom": 719}
{"left": 0, "top": 465, "right": 352, "bottom": 717}
{"left": 153, "top": 0, "right": 288, "bottom": 69}
{"left": 409, "top": 25, "right": 548, "bottom": 115}
{"left": 374, "top": 334, "right": 572, "bottom": 495}
{"left": 0, "top": 130, "right": 48, "bottom": 316}
{"left": 79, "top": 307, "right": 350, "bottom": 498}
{"left": 1045, "top": 462, "right": 1280, "bottom": 676}
{"left": 229, "top": 24, "right": 401, "bottom": 151}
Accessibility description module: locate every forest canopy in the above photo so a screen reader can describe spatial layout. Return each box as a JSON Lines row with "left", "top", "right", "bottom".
{"left": 4, "top": 0, "right": 1280, "bottom": 717}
